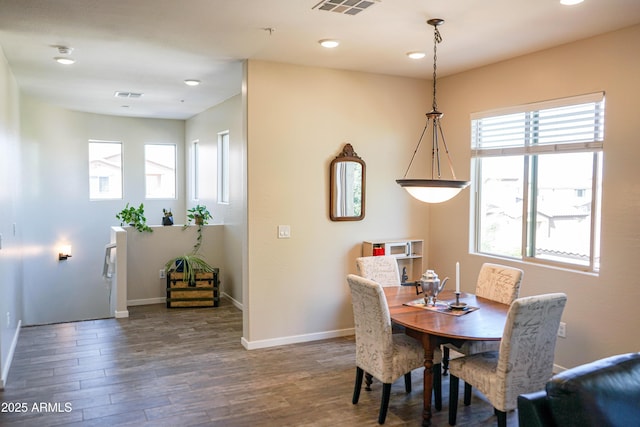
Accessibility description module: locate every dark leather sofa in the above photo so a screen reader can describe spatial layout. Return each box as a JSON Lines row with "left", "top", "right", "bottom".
{"left": 517, "top": 352, "right": 640, "bottom": 427}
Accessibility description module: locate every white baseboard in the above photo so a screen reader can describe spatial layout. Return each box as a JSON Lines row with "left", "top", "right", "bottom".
{"left": 114, "top": 310, "right": 129, "bottom": 318}
{"left": 241, "top": 327, "right": 354, "bottom": 350}
{"left": 1, "top": 320, "right": 21, "bottom": 390}
{"left": 122, "top": 294, "right": 239, "bottom": 318}
{"left": 553, "top": 363, "right": 567, "bottom": 374}
{"left": 222, "top": 292, "right": 243, "bottom": 311}
{"left": 127, "top": 295, "right": 240, "bottom": 309}
{"left": 127, "top": 297, "right": 165, "bottom": 306}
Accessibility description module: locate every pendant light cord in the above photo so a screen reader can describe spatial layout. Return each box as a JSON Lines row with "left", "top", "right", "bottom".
{"left": 401, "top": 19, "right": 458, "bottom": 181}
{"left": 402, "top": 22, "right": 442, "bottom": 179}
{"left": 432, "top": 26, "right": 441, "bottom": 112}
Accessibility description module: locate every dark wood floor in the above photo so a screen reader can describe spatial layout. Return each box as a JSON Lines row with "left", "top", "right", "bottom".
{"left": 1, "top": 298, "right": 518, "bottom": 426}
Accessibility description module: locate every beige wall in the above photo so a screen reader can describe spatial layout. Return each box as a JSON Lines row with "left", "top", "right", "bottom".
{"left": 430, "top": 24, "right": 640, "bottom": 368}
{"left": 186, "top": 94, "right": 245, "bottom": 305}
{"left": 243, "top": 60, "right": 432, "bottom": 347}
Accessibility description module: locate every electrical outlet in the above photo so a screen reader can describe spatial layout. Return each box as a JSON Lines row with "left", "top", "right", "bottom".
{"left": 277, "top": 225, "right": 291, "bottom": 239}
{"left": 557, "top": 322, "right": 566, "bottom": 338}
{"left": 159, "top": 269, "right": 166, "bottom": 279}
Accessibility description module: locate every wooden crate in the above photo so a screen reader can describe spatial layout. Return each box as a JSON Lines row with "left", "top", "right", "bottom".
{"left": 166, "top": 268, "right": 219, "bottom": 308}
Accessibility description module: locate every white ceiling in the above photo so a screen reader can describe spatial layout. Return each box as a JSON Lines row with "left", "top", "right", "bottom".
{"left": 1, "top": 0, "right": 639, "bottom": 120}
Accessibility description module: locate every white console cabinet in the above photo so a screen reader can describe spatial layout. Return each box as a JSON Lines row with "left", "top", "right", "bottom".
{"left": 362, "top": 239, "right": 424, "bottom": 282}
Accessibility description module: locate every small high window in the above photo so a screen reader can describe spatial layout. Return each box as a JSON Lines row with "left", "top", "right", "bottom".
{"left": 89, "top": 141, "right": 122, "bottom": 200}
{"left": 145, "top": 144, "right": 176, "bottom": 199}
{"left": 192, "top": 141, "right": 200, "bottom": 200}
{"left": 218, "top": 131, "right": 229, "bottom": 204}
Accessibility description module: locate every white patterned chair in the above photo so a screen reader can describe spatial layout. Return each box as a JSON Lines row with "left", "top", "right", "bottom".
{"left": 448, "top": 293, "right": 567, "bottom": 427}
{"left": 356, "top": 256, "right": 403, "bottom": 336}
{"left": 356, "top": 256, "right": 401, "bottom": 287}
{"left": 442, "top": 263, "right": 524, "bottom": 400}
{"left": 356, "top": 256, "right": 445, "bottom": 410}
{"left": 347, "top": 274, "right": 442, "bottom": 424}
{"left": 474, "top": 263, "right": 524, "bottom": 304}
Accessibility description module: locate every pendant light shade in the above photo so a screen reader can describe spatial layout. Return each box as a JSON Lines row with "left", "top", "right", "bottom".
{"left": 398, "top": 179, "right": 468, "bottom": 203}
{"left": 397, "top": 19, "right": 469, "bottom": 203}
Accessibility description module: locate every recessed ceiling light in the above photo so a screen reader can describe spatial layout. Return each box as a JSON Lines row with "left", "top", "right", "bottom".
{"left": 184, "top": 79, "right": 201, "bottom": 86}
{"left": 319, "top": 39, "right": 340, "bottom": 48}
{"left": 560, "top": 0, "right": 584, "bottom": 5}
{"left": 53, "top": 46, "right": 75, "bottom": 65}
{"left": 407, "top": 52, "right": 426, "bottom": 59}
{"left": 54, "top": 57, "right": 76, "bottom": 65}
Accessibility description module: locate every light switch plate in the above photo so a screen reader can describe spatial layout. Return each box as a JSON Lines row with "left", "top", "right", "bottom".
{"left": 278, "top": 225, "right": 291, "bottom": 239}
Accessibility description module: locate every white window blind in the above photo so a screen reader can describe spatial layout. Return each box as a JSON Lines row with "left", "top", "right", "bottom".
{"left": 472, "top": 92, "right": 605, "bottom": 156}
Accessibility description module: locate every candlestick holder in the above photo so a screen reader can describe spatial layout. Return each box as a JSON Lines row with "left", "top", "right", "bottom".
{"left": 449, "top": 292, "right": 467, "bottom": 310}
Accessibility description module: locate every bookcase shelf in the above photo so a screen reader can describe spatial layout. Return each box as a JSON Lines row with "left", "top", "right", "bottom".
{"left": 362, "top": 239, "right": 424, "bottom": 282}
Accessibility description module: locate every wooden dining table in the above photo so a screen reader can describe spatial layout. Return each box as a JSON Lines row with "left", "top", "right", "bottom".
{"left": 384, "top": 286, "right": 510, "bottom": 427}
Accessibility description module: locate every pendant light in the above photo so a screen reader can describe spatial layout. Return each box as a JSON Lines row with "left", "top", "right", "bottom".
{"left": 396, "top": 19, "right": 469, "bottom": 203}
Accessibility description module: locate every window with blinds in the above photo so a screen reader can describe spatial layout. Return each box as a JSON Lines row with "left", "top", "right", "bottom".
{"left": 471, "top": 92, "right": 604, "bottom": 271}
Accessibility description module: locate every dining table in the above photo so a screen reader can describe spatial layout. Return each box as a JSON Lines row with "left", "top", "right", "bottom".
{"left": 384, "top": 286, "right": 510, "bottom": 427}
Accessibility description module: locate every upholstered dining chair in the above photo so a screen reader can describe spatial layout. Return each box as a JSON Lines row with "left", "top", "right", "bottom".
{"left": 442, "top": 263, "right": 524, "bottom": 399}
{"left": 356, "top": 256, "right": 403, "bottom": 337}
{"left": 347, "top": 274, "right": 443, "bottom": 424}
{"left": 355, "top": 256, "right": 401, "bottom": 287}
{"left": 355, "top": 256, "right": 445, "bottom": 410}
{"left": 448, "top": 293, "right": 567, "bottom": 427}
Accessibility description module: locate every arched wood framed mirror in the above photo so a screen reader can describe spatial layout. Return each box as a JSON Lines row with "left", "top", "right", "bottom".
{"left": 330, "top": 143, "right": 365, "bottom": 221}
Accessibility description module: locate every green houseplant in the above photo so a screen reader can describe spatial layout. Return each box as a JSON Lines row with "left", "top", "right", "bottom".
{"left": 162, "top": 208, "right": 174, "bottom": 226}
{"left": 116, "top": 203, "right": 153, "bottom": 233}
{"left": 166, "top": 204, "right": 214, "bottom": 284}
{"left": 185, "top": 204, "right": 212, "bottom": 227}
{"left": 164, "top": 253, "right": 215, "bottom": 286}
{"left": 184, "top": 204, "right": 212, "bottom": 253}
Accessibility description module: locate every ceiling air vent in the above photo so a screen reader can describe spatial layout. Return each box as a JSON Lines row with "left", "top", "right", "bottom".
{"left": 114, "top": 91, "right": 143, "bottom": 99}
{"left": 312, "top": 0, "right": 379, "bottom": 15}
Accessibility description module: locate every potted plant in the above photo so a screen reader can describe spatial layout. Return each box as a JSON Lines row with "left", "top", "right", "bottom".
{"left": 164, "top": 253, "right": 215, "bottom": 286}
{"left": 162, "top": 208, "right": 174, "bottom": 226}
{"left": 116, "top": 203, "right": 153, "bottom": 233}
{"left": 184, "top": 204, "right": 212, "bottom": 253}
{"left": 165, "top": 204, "right": 214, "bottom": 284}
{"left": 185, "top": 204, "right": 212, "bottom": 227}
